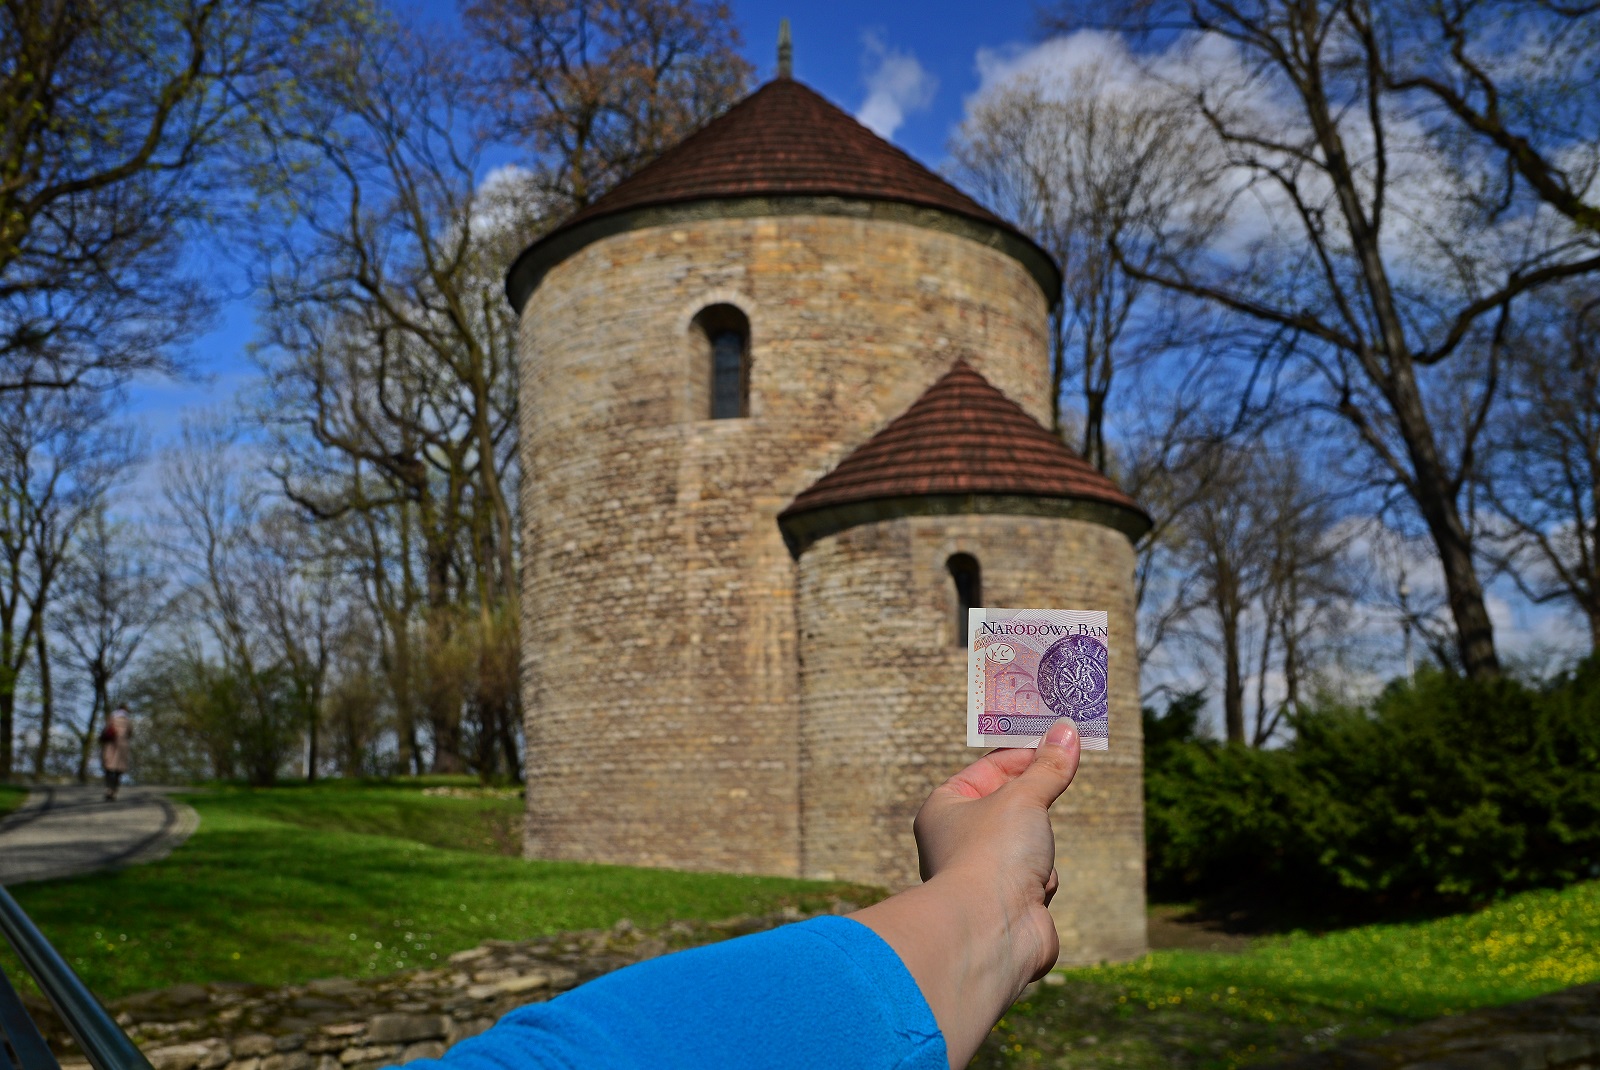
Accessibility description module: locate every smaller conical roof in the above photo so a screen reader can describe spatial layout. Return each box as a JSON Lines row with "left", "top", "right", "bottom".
{"left": 778, "top": 362, "right": 1150, "bottom": 551}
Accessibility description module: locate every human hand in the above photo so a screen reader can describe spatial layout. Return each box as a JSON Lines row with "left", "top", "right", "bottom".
{"left": 912, "top": 718, "right": 1081, "bottom": 981}
{"left": 849, "top": 719, "right": 1081, "bottom": 1069}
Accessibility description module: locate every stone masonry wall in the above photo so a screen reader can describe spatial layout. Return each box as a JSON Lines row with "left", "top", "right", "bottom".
{"left": 518, "top": 213, "right": 1052, "bottom": 875}
{"left": 796, "top": 513, "right": 1147, "bottom": 965}
{"left": 41, "top": 912, "right": 845, "bottom": 1070}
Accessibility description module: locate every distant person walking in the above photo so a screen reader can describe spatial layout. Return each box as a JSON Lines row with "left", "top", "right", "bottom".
{"left": 101, "top": 705, "right": 132, "bottom": 801}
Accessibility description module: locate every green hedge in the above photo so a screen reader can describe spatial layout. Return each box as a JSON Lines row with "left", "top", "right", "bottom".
{"left": 1144, "top": 663, "right": 1600, "bottom": 916}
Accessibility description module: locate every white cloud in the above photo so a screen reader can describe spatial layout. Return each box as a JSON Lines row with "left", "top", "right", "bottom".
{"left": 970, "top": 31, "right": 1140, "bottom": 100}
{"left": 855, "top": 32, "right": 937, "bottom": 140}
{"left": 961, "top": 30, "right": 1598, "bottom": 324}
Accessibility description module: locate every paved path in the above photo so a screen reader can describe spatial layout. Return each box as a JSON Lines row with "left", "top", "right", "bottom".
{"left": 0, "top": 784, "right": 199, "bottom": 885}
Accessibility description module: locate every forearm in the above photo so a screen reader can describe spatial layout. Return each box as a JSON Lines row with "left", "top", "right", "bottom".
{"left": 851, "top": 873, "right": 1041, "bottom": 1069}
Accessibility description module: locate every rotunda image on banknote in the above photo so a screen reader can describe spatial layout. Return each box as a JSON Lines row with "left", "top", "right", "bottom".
{"left": 505, "top": 45, "right": 1153, "bottom": 966}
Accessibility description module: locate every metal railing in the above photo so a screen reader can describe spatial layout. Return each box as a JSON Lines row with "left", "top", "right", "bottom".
{"left": 0, "top": 884, "right": 152, "bottom": 1070}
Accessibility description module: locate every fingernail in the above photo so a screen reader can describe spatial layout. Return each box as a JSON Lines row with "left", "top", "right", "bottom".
{"left": 1044, "top": 718, "right": 1075, "bottom": 747}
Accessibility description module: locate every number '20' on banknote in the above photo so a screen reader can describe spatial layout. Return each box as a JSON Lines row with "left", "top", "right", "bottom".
{"left": 967, "top": 608, "right": 1110, "bottom": 750}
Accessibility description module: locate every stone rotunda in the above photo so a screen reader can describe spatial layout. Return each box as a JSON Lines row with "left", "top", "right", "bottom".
{"left": 506, "top": 67, "right": 1154, "bottom": 964}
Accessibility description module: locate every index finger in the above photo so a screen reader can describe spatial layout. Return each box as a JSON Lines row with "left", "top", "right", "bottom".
{"left": 938, "top": 746, "right": 1038, "bottom": 800}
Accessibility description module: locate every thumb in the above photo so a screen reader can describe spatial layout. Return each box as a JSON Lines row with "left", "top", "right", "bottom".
{"left": 1010, "top": 718, "right": 1081, "bottom": 809}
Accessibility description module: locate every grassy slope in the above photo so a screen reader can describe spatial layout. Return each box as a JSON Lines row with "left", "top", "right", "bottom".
{"left": 0, "top": 783, "right": 28, "bottom": 818}
{"left": 5, "top": 781, "right": 879, "bottom": 999}
{"left": 979, "top": 879, "right": 1600, "bottom": 1070}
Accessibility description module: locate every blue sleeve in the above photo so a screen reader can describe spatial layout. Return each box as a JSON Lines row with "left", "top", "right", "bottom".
{"left": 399, "top": 915, "right": 946, "bottom": 1070}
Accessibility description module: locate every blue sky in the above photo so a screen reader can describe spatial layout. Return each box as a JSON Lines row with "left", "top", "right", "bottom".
{"left": 120, "top": 0, "right": 1589, "bottom": 708}
{"left": 130, "top": 0, "right": 1046, "bottom": 423}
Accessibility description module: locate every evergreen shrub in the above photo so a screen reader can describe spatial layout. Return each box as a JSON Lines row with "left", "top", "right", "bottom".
{"left": 1144, "top": 662, "right": 1600, "bottom": 916}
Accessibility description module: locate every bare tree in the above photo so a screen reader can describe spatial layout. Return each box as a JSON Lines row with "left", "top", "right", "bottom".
{"left": 253, "top": 25, "right": 520, "bottom": 773}
{"left": 1047, "top": 0, "right": 1600, "bottom": 679}
{"left": 1248, "top": 448, "right": 1357, "bottom": 745}
{"left": 161, "top": 419, "right": 301, "bottom": 784}
{"left": 1379, "top": 1, "right": 1600, "bottom": 235}
{"left": 1168, "top": 436, "right": 1353, "bottom": 744}
{"left": 1480, "top": 284, "right": 1600, "bottom": 649}
{"left": 949, "top": 65, "right": 1230, "bottom": 463}
{"left": 0, "top": 0, "right": 364, "bottom": 395}
{"left": 1169, "top": 445, "right": 1272, "bottom": 743}
{"left": 247, "top": 507, "right": 349, "bottom": 782}
{"left": 56, "top": 506, "right": 167, "bottom": 780}
{"left": 462, "top": 0, "right": 752, "bottom": 210}
{"left": 0, "top": 390, "right": 127, "bottom": 775}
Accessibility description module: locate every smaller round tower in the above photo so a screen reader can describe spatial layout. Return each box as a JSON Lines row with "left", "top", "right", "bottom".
{"left": 778, "top": 361, "right": 1152, "bottom": 966}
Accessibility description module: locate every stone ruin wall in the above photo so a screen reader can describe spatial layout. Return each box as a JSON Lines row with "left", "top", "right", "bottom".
{"left": 796, "top": 512, "right": 1148, "bottom": 965}
{"left": 517, "top": 212, "right": 1051, "bottom": 876}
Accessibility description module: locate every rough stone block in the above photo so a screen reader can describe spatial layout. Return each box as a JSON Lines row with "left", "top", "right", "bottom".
{"left": 306, "top": 979, "right": 360, "bottom": 997}
{"left": 149, "top": 1043, "right": 212, "bottom": 1070}
{"left": 232, "top": 1035, "right": 275, "bottom": 1058}
{"left": 320, "top": 1023, "right": 365, "bottom": 1038}
{"left": 469, "top": 968, "right": 516, "bottom": 985}
{"left": 261, "top": 1054, "right": 314, "bottom": 1070}
{"left": 400, "top": 1042, "right": 446, "bottom": 1062}
{"left": 506, "top": 973, "right": 551, "bottom": 995}
{"left": 366, "top": 1014, "right": 447, "bottom": 1044}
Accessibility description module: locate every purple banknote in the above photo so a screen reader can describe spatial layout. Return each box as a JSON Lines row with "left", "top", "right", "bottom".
{"left": 966, "top": 608, "right": 1110, "bottom": 750}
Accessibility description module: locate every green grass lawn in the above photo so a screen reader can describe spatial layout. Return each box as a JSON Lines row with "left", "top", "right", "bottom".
{"left": 979, "top": 879, "right": 1600, "bottom": 1070}
{"left": 3, "top": 779, "right": 880, "bottom": 1000}
{"left": 12, "top": 777, "right": 1599, "bottom": 1070}
{"left": 0, "top": 783, "right": 28, "bottom": 818}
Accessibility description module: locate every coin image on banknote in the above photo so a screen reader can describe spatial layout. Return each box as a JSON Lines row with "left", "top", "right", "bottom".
{"left": 967, "top": 607, "right": 1110, "bottom": 750}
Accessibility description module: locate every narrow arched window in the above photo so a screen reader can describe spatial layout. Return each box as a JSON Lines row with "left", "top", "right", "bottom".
{"left": 690, "top": 304, "right": 750, "bottom": 420}
{"left": 948, "top": 553, "right": 981, "bottom": 648}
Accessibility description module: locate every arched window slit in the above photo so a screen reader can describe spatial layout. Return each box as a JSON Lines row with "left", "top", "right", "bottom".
{"left": 691, "top": 304, "right": 750, "bottom": 420}
{"left": 948, "top": 553, "right": 981, "bottom": 648}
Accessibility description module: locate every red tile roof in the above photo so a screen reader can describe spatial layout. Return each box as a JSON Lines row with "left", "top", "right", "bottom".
{"left": 779, "top": 361, "right": 1149, "bottom": 528}
{"left": 506, "top": 77, "right": 1059, "bottom": 312}
{"left": 562, "top": 77, "right": 1016, "bottom": 232}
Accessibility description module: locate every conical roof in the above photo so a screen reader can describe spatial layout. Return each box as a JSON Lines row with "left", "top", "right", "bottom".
{"left": 563, "top": 78, "right": 1011, "bottom": 231}
{"left": 778, "top": 361, "right": 1150, "bottom": 551}
{"left": 506, "top": 78, "right": 1059, "bottom": 311}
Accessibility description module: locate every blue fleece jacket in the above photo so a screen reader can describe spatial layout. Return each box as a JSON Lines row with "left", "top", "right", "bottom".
{"left": 397, "top": 915, "right": 946, "bottom": 1070}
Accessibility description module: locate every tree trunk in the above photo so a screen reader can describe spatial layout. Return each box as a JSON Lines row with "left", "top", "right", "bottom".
{"left": 498, "top": 700, "right": 522, "bottom": 784}
{"left": 307, "top": 681, "right": 320, "bottom": 784}
{"left": 76, "top": 673, "right": 106, "bottom": 782}
{"left": 1309, "top": 67, "right": 1502, "bottom": 681}
{"left": 0, "top": 618, "right": 14, "bottom": 776}
{"left": 1252, "top": 604, "right": 1273, "bottom": 748}
{"left": 1219, "top": 575, "right": 1245, "bottom": 745}
{"left": 1049, "top": 305, "right": 1067, "bottom": 436}
{"left": 0, "top": 689, "right": 11, "bottom": 777}
{"left": 1403, "top": 438, "right": 1501, "bottom": 678}
{"left": 33, "top": 621, "right": 52, "bottom": 775}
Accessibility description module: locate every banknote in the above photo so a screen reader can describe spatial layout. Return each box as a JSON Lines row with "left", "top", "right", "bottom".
{"left": 967, "top": 608, "right": 1110, "bottom": 750}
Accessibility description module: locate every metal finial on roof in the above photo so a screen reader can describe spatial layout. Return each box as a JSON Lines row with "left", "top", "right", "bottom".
{"left": 777, "top": 19, "right": 792, "bottom": 79}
